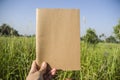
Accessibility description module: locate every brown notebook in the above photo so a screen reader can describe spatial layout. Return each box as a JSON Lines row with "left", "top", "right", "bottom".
{"left": 36, "top": 8, "right": 80, "bottom": 70}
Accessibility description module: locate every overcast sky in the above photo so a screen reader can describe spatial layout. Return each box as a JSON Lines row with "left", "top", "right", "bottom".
{"left": 0, "top": 0, "right": 120, "bottom": 36}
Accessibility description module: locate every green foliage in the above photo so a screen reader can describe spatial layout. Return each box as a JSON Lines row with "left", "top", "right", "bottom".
{"left": 0, "top": 37, "right": 120, "bottom": 80}
{"left": 106, "top": 36, "right": 117, "bottom": 43}
{"left": 0, "top": 37, "right": 35, "bottom": 80}
{"left": 81, "top": 42, "right": 120, "bottom": 80}
{"left": 83, "top": 28, "right": 99, "bottom": 44}
{"left": 99, "top": 33, "right": 106, "bottom": 42}
{"left": 99, "top": 33, "right": 105, "bottom": 38}
{"left": 114, "top": 20, "right": 120, "bottom": 40}
{"left": 0, "top": 24, "right": 19, "bottom": 36}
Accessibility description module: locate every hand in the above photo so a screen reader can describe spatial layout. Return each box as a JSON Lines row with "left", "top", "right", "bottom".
{"left": 26, "top": 60, "right": 56, "bottom": 80}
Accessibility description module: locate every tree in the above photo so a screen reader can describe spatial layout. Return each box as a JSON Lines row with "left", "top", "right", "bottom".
{"left": 114, "top": 20, "right": 120, "bottom": 41}
{"left": 106, "top": 36, "right": 117, "bottom": 43}
{"left": 99, "top": 33, "right": 106, "bottom": 42}
{"left": 99, "top": 33, "right": 105, "bottom": 38}
{"left": 83, "top": 28, "right": 99, "bottom": 44}
{"left": 0, "top": 24, "right": 19, "bottom": 36}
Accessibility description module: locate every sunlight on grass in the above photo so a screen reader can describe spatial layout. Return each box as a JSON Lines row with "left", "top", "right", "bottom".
{"left": 0, "top": 37, "right": 119, "bottom": 80}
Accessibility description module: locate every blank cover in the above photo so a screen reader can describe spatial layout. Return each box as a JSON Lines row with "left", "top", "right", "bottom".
{"left": 36, "top": 8, "right": 80, "bottom": 70}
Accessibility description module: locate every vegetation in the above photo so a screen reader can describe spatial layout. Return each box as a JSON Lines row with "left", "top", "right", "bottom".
{"left": 0, "top": 21, "right": 120, "bottom": 80}
{"left": 114, "top": 20, "right": 120, "bottom": 41}
{"left": 83, "top": 28, "right": 99, "bottom": 44}
{"left": 0, "top": 37, "right": 119, "bottom": 80}
{"left": 106, "top": 36, "right": 117, "bottom": 43}
{"left": 0, "top": 37, "right": 35, "bottom": 80}
{"left": 0, "top": 24, "right": 19, "bottom": 36}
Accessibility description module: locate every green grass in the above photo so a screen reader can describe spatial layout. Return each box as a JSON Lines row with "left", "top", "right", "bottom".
{"left": 0, "top": 37, "right": 120, "bottom": 80}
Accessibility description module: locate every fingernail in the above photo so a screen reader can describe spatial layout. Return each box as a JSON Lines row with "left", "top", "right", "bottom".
{"left": 41, "top": 62, "right": 46, "bottom": 67}
{"left": 39, "top": 62, "right": 47, "bottom": 74}
{"left": 51, "top": 68, "right": 56, "bottom": 75}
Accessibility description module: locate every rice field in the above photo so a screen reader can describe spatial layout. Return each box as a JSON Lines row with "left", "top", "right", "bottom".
{"left": 0, "top": 37, "right": 120, "bottom": 80}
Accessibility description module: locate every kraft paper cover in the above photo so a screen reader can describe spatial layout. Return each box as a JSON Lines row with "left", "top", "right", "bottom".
{"left": 36, "top": 9, "right": 80, "bottom": 70}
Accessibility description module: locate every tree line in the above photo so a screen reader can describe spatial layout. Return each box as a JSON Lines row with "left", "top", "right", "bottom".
{"left": 81, "top": 20, "right": 120, "bottom": 44}
{"left": 0, "top": 24, "right": 35, "bottom": 37}
{"left": 0, "top": 24, "right": 19, "bottom": 36}
{"left": 0, "top": 20, "right": 120, "bottom": 44}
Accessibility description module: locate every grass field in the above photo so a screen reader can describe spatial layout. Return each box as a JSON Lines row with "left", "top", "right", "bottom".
{"left": 0, "top": 37, "right": 120, "bottom": 80}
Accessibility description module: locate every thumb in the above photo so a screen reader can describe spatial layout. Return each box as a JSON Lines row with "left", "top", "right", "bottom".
{"left": 39, "top": 62, "right": 47, "bottom": 75}
{"left": 29, "top": 60, "right": 38, "bottom": 74}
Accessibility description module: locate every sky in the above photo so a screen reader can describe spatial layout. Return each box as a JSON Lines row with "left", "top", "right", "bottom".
{"left": 0, "top": 0, "right": 120, "bottom": 36}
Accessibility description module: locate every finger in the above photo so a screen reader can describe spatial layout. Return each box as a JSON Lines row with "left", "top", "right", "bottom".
{"left": 44, "top": 68, "right": 56, "bottom": 79}
{"left": 29, "top": 60, "right": 38, "bottom": 74}
{"left": 50, "top": 68, "right": 56, "bottom": 75}
{"left": 39, "top": 62, "right": 47, "bottom": 74}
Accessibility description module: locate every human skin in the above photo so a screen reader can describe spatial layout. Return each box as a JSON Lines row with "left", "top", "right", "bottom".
{"left": 26, "top": 61, "right": 56, "bottom": 80}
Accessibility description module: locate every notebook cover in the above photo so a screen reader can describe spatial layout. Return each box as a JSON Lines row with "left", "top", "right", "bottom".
{"left": 36, "top": 8, "right": 80, "bottom": 70}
